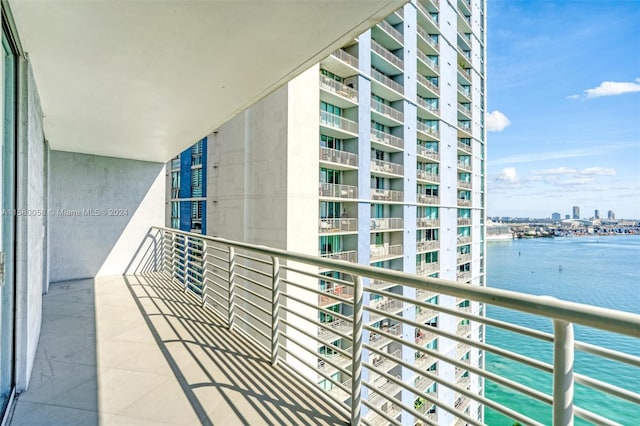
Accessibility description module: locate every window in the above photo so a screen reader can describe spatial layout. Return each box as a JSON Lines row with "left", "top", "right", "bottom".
{"left": 320, "top": 134, "right": 343, "bottom": 150}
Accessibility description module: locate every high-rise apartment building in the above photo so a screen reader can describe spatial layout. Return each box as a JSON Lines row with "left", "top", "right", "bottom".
{"left": 594, "top": 209, "right": 599, "bottom": 219}
{"left": 201, "top": 1, "right": 486, "bottom": 423}
{"left": 573, "top": 206, "right": 580, "bottom": 219}
{"left": 166, "top": 138, "right": 208, "bottom": 233}
{"left": 608, "top": 210, "right": 615, "bottom": 220}
{"left": 552, "top": 212, "right": 561, "bottom": 221}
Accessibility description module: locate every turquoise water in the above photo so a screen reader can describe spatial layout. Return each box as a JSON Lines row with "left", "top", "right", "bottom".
{"left": 485, "top": 235, "right": 640, "bottom": 425}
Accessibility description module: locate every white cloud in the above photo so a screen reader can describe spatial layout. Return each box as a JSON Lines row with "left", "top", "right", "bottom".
{"left": 578, "top": 167, "right": 616, "bottom": 176}
{"left": 486, "top": 110, "right": 511, "bottom": 132}
{"left": 569, "top": 78, "right": 640, "bottom": 99}
{"left": 533, "top": 167, "right": 577, "bottom": 176}
{"left": 496, "top": 167, "right": 519, "bottom": 183}
{"left": 490, "top": 142, "right": 637, "bottom": 166}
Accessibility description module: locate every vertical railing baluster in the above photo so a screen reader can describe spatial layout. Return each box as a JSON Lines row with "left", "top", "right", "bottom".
{"left": 201, "top": 240, "right": 208, "bottom": 307}
{"left": 228, "top": 246, "right": 236, "bottom": 330}
{"left": 351, "top": 275, "right": 364, "bottom": 426}
{"left": 271, "top": 256, "right": 280, "bottom": 366}
{"left": 184, "top": 236, "right": 190, "bottom": 292}
{"left": 553, "top": 319, "right": 574, "bottom": 426}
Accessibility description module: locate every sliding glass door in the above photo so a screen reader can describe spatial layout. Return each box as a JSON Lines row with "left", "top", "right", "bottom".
{"left": 0, "top": 21, "right": 16, "bottom": 416}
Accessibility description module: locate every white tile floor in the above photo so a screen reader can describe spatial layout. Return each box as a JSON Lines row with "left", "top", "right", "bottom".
{"left": 9, "top": 275, "right": 347, "bottom": 426}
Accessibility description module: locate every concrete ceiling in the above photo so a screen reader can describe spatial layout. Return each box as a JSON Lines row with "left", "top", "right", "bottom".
{"left": 8, "top": 0, "right": 406, "bottom": 162}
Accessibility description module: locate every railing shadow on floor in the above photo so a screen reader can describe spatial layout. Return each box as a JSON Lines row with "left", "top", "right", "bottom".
{"left": 123, "top": 273, "right": 349, "bottom": 426}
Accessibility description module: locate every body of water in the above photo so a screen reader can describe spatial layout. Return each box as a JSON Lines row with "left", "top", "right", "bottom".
{"left": 485, "top": 235, "right": 640, "bottom": 425}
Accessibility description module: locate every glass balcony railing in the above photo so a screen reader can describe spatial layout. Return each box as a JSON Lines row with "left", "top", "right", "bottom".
{"left": 320, "top": 110, "right": 358, "bottom": 135}
{"left": 417, "top": 121, "right": 440, "bottom": 139}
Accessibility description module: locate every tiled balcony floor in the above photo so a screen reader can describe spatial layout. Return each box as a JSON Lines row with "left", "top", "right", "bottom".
{"left": 9, "top": 274, "right": 347, "bottom": 426}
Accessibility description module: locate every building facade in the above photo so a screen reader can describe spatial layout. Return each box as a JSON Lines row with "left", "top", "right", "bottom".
{"left": 166, "top": 138, "right": 208, "bottom": 234}
{"left": 572, "top": 206, "right": 580, "bottom": 219}
{"left": 204, "top": 1, "right": 487, "bottom": 423}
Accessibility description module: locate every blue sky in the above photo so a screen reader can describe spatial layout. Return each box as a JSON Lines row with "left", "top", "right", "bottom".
{"left": 486, "top": 0, "right": 640, "bottom": 219}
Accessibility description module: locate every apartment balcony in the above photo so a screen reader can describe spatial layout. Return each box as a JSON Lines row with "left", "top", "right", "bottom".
{"left": 371, "top": 128, "right": 404, "bottom": 152}
{"left": 371, "top": 349, "right": 402, "bottom": 374}
{"left": 416, "top": 169, "right": 440, "bottom": 183}
{"left": 417, "top": 193, "right": 439, "bottom": 205}
{"left": 417, "top": 240, "right": 439, "bottom": 253}
{"left": 371, "top": 98, "right": 404, "bottom": 124}
{"left": 458, "top": 0, "right": 472, "bottom": 17}
{"left": 457, "top": 271, "right": 472, "bottom": 281}
{"left": 415, "top": 352, "right": 436, "bottom": 370}
{"left": 417, "top": 74, "right": 440, "bottom": 97}
{"left": 416, "top": 218, "right": 439, "bottom": 228}
{"left": 457, "top": 161, "right": 472, "bottom": 172}
{"left": 457, "top": 235, "right": 472, "bottom": 245}
{"left": 458, "top": 103, "right": 472, "bottom": 120}
{"left": 321, "top": 250, "right": 357, "bottom": 263}
{"left": 457, "top": 84, "right": 472, "bottom": 102}
{"left": 371, "top": 188, "right": 404, "bottom": 202}
{"left": 416, "top": 49, "right": 439, "bottom": 75}
{"left": 370, "top": 67, "right": 404, "bottom": 97}
{"left": 458, "top": 65, "right": 472, "bottom": 84}
{"left": 458, "top": 180, "right": 472, "bottom": 190}
{"left": 457, "top": 140, "right": 472, "bottom": 155}
{"left": 458, "top": 120, "right": 473, "bottom": 138}
{"left": 416, "top": 262, "right": 439, "bottom": 275}
{"left": 19, "top": 227, "right": 637, "bottom": 426}
{"left": 457, "top": 198, "right": 471, "bottom": 207}
{"left": 370, "top": 158, "right": 404, "bottom": 176}
{"left": 417, "top": 288, "right": 438, "bottom": 301}
{"left": 371, "top": 217, "right": 404, "bottom": 231}
{"left": 457, "top": 253, "right": 472, "bottom": 264}
{"left": 457, "top": 217, "right": 472, "bottom": 226}
{"left": 416, "top": 25, "right": 439, "bottom": 54}
{"left": 367, "top": 402, "right": 401, "bottom": 426}
{"left": 319, "top": 110, "right": 358, "bottom": 137}
{"left": 416, "top": 145, "right": 439, "bottom": 161}
{"left": 319, "top": 182, "right": 358, "bottom": 199}
{"left": 370, "top": 244, "right": 403, "bottom": 261}
{"left": 371, "top": 39, "right": 404, "bottom": 72}
{"left": 416, "top": 97, "right": 440, "bottom": 118}
{"left": 319, "top": 73, "right": 358, "bottom": 105}
{"left": 375, "top": 19, "right": 404, "bottom": 47}
{"left": 369, "top": 323, "right": 403, "bottom": 347}
{"left": 319, "top": 146, "right": 358, "bottom": 169}
{"left": 319, "top": 285, "right": 355, "bottom": 307}
{"left": 324, "top": 48, "right": 359, "bottom": 74}
{"left": 416, "top": 305, "right": 438, "bottom": 323}
{"left": 319, "top": 217, "right": 358, "bottom": 234}
{"left": 319, "top": 318, "right": 353, "bottom": 340}
{"left": 370, "top": 279, "right": 397, "bottom": 291}
{"left": 414, "top": 375, "right": 435, "bottom": 392}
{"left": 416, "top": 1, "right": 439, "bottom": 29}
{"left": 416, "top": 121, "right": 440, "bottom": 140}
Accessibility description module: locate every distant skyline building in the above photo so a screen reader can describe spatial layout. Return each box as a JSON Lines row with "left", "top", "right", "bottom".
{"left": 594, "top": 209, "right": 599, "bottom": 219}
{"left": 166, "top": 138, "right": 207, "bottom": 233}
{"left": 551, "top": 212, "right": 560, "bottom": 221}
{"left": 565, "top": 214, "right": 570, "bottom": 220}
{"left": 608, "top": 210, "right": 615, "bottom": 220}
{"left": 572, "top": 206, "right": 580, "bottom": 219}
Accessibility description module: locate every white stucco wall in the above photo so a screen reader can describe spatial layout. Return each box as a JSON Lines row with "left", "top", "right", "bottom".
{"left": 49, "top": 152, "right": 165, "bottom": 282}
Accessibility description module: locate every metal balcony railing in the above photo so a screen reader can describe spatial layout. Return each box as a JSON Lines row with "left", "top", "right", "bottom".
{"left": 319, "top": 217, "right": 358, "bottom": 233}
{"left": 377, "top": 20, "right": 404, "bottom": 45}
{"left": 417, "top": 193, "right": 439, "bottom": 205}
{"left": 319, "top": 74, "right": 358, "bottom": 102}
{"left": 457, "top": 235, "right": 472, "bottom": 245}
{"left": 416, "top": 145, "right": 439, "bottom": 160}
{"left": 416, "top": 261, "right": 439, "bottom": 275}
{"left": 457, "top": 253, "right": 472, "bottom": 264}
{"left": 457, "top": 161, "right": 472, "bottom": 172}
{"left": 417, "top": 240, "right": 439, "bottom": 252}
{"left": 416, "top": 96, "right": 440, "bottom": 115}
{"left": 416, "top": 1, "right": 439, "bottom": 27}
{"left": 416, "top": 169, "right": 440, "bottom": 182}
{"left": 319, "top": 284, "right": 354, "bottom": 306}
{"left": 370, "top": 68, "right": 404, "bottom": 95}
{"left": 458, "top": 180, "right": 472, "bottom": 189}
{"left": 319, "top": 182, "right": 358, "bottom": 199}
{"left": 150, "top": 227, "right": 640, "bottom": 426}
{"left": 457, "top": 271, "right": 472, "bottom": 281}
{"left": 371, "top": 188, "right": 404, "bottom": 202}
{"left": 370, "top": 244, "right": 403, "bottom": 261}
{"left": 321, "top": 250, "right": 357, "bottom": 263}
{"left": 417, "top": 74, "right": 439, "bottom": 94}
{"left": 417, "top": 121, "right": 440, "bottom": 139}
{"left": 370, "top": 158, "right": 403, "bottom": 176}
{"left": 457, "top": 217, "right": 472, "bottom": 226}
{"left": 457, "top": 199, "right": 471, "bottom": 207}
{"left": 319, "top": 146, "right": 358, "bottom": 167}
{"left": 371, "top": 39, "right": 404, "bottom": 70}
{"left": 370, "top": 98, "right": 404, "bottom": 122}
{"left": 370, "top": 129, "right": 404, "bottom": 150}
{"left": 331, "top": 48, "right": 359, "bottom": 69}
{"left": 417, "top": 26, "right": 439, "bottom": 52}
{"left": 416, "top": 217, "right": 439, "bottom": 228}
{"left": 320, "top": 110, "right": 358, "bottom": 135}
{"left": 416, "top": 49, "right": 439, "bottom": 73}
{"left": 370, "top": 217, "right": 403, "bottom": 231}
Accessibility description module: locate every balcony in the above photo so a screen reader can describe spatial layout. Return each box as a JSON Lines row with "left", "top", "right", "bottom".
{"left": 457, "top": 217, "right": 472, "bottom": 226}
{"left": 371, "top": 188, "right": 404, "bottom": 202}
{"left": 371, "top": 98, "right": 404, "bottom": 123}
{"left": 417, "top": 74, "right": 439, "bottom": 96}
{"left": 458, "top": 83, "right": 472, "bottom": 102}
{"left": 370, "top": 67, "right": 404, "bottom": 96}
{"left": 416, "top": 121, "right": 440, "bottom": 140}
{"left": 458, "top": 102, "right": 472, "bottom": 119}
{"left": 376, "top": 20, "right": 404, "bottom": 46}
{"left": 16, "top": 227, "right": 639, "bottom": 426}
{"left": 371, "top": 128, "right": 404, "bottom": 151}
{"left": 457, "top": 198, "right": 471, "bottom": 207}
{"left": 370, "top": 244, "right": 403, "bottom": 261}
{"left": 417, "top": 240, "right": 439, "bottom": 252}
{"left": 416, "top": 218, "right": 439, "bottom": 228}
{"left": 417, "top": 193, "right": 439, "bottom": 205}
{"left": 458, "top": 180, "right": 472, "bottom": 189}
{"left": 319, "top": 110, "right": 358, "bottom": 137}
{"left": 319, "top": 217, "right": 358, "bottom": 234}
{"left": 370, "top": 158, "right": 404, "bottom": 176}
{"left": 321, "top": 250, "right": 357, "bottom": 263}
{"left": 416, "top": 49, "right": 439, "bottom": 74}
{"left": 371, "top": 217, "right": 404, "bottom": 231}
{"left": 416, "top": 2, "right": 439, "bottom": 28}
{"left": 416, "top": 145, "right": 439, "bottom": 161}
{"left": 457, "top": 271, "right": 472, "bottom": 281}
{"left": 371, "top": 39, "right": 404, "bottom": 71}
{"left": 417, "top": 26, "right": 439, "bottom": 53}
{"left": 319, "top": 73, "right": 358, "bottom": 104}
{"left": 457, "top": 161, "right": 472, "bottom": 172}
{"left": 369, "top": 322, "right": 403, "bottom": 347}
{"left": 319, "top": 146, "right": 358, "bottom": 169}
{"left": 319, "top": 285, "right": 355, "bottom": 306}
{"left": 416, "top": 262, "right": 439, "bottom": 275}
{"left": 330, "top": 48, "right": 359, "bottom": 69}
{"left": 457, "top": 253, "right": 472, "bottom": 264}
{"left": 457, "top": 235, "right": 472, "bottom": 245}
{"left": 319, "top": 182, "right": 358, "bottom": 199}
{"left": 416, "top": 97, "right": 440, "bottom": 117}
{"left": 457, "top": 140, "right": 472, "bottom": 155}
{"left": 416, "top": 169, "right": 440, "bottom": 183}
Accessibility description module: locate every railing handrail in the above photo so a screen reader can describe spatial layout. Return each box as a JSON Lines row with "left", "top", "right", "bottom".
{"left": 153, "top": 226, "right": 640, "bottom": 337}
